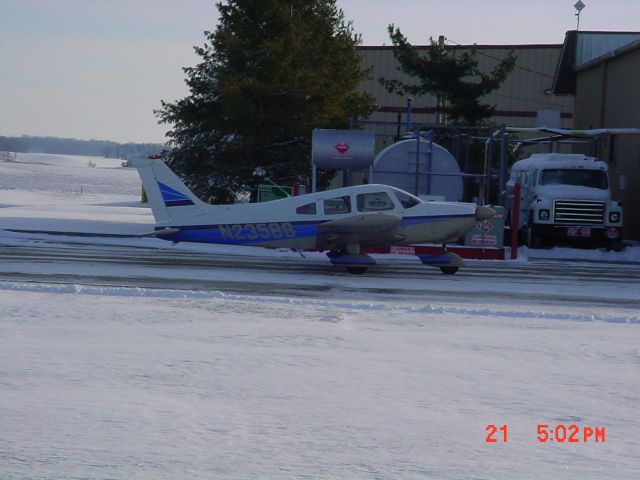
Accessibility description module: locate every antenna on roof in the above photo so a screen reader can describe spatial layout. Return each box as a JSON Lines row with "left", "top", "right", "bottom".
{"left": 574, "top": 0, "right": 586, "bottom": 31}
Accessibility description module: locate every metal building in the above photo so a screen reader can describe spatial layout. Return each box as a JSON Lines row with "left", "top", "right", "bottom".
{"left": 357, "top": 43, "right": 574, "bottom": 150}
{"left": 552, "top": 31, "right": 640, "bottom": 240}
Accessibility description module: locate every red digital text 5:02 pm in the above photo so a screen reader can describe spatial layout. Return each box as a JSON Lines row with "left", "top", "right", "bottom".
{"left": 485, "top": 424, "right": 606, "bottom": 443}
{"left": 537, "top": 424, "right": 606, "bottom": 443}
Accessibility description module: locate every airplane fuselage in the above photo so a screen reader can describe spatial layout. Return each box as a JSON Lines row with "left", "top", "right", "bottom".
{"left": 154, "top": 184, "right": 481, "bottom": 251}
{"left": 130, "top": 158, "right": 494, "bottom": 274}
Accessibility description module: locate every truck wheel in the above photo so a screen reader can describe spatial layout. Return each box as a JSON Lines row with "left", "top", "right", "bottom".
{"left": 526, "top": 224, "right": 542, "bottom": 249}
{"left": 607, "top": 239, "right": 624, "bottom": 252}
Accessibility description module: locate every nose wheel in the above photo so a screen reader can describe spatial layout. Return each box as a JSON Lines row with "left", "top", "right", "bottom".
{"left": 327, "top": 248, "right": 376, "bottom": 274}
{"left": 346, "top": 266, "right": 368, "bottom": 275}
{"left": 439, "top": 266, "right": 459, "bottom": 275}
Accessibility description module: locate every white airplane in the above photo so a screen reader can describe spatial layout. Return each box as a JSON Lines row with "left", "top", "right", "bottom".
{"left": 130, "top": 158, "right": 495, "bottom": 274}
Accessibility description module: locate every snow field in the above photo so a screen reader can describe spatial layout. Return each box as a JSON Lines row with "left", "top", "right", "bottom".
{"left": 0, "top": 152, "right": 638, "bottom": 479}
{"left": 0, "top": 285, "right": 638, "bottom": 479}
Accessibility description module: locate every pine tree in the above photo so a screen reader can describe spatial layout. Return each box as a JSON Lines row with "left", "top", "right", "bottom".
{"left": 156, "top": 0, "right": 375, "bottom": 203}
{"left": 380, "top": 26, "right": 516, "bottom": 125}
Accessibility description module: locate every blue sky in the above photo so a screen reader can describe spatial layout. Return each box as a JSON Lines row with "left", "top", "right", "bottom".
{"left": 1, "top": 0, "right": 639, "bottom": 143}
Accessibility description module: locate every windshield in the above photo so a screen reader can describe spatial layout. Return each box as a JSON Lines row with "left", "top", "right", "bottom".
{"left": 539, "top": 169, "right": 608, "bottom": 190}
{"left": 390, "top": 187, "right": 422, "bottom": 209}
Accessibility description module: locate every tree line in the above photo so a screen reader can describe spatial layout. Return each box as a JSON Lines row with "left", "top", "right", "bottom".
{"left": 0, "top": 135, "right": 163, "bottom": 160}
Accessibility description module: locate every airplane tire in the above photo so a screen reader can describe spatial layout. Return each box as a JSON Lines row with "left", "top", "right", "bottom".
{"left": 440, "top": 266, "right": 459, "bottom": 275}
{"left": 347, "top": 266, "right": 367, "bottom": 275}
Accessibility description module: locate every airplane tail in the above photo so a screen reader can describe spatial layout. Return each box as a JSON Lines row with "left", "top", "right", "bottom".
{"left": 128, "top": 158, "right": 208, "bottom": 225}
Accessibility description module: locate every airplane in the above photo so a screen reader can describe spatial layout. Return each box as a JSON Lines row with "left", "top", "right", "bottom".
{"left": 129, "top": 158, "right": 495, "bottom": 275}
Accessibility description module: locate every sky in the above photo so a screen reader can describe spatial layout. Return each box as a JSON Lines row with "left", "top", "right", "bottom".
{"left": 1, "top": 0, "right": 640, "bottom": 144}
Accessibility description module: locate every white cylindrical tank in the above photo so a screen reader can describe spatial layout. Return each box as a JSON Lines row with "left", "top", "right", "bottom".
{"left": 371, "top": 139, "right": 463, "bottom": 201}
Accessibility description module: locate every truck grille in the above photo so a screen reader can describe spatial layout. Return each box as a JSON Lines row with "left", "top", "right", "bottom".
{"left": 554, "top": 200, "right": 605, "bottom": 225}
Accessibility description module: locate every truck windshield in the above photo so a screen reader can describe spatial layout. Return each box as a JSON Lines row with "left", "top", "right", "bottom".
{"left": 539, "top": 169, "right": 608, "bottom": 189}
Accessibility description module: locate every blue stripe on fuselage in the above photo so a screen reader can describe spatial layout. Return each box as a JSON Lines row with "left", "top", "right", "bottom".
{"left": 157, "top": 221, "right": 320, "bottom": 245}
{"left": 155, "top": 214, "right": 474, "bottom": 245}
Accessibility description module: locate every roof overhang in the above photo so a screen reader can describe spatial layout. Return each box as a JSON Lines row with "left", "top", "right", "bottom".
{"left": 550, "top": 31, "right": 640, "bottom": 95}
{"left": 507, "top": 127, "right": 640, "bottom": 138}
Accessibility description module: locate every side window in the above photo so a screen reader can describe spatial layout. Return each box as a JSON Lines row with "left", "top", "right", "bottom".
{"left": 392, "top": 189, "right": 421, "bottom": 209}
{"left": 296, "top": 202, "right": 316, "bottom": 215}
{"left": 323, "top": 196, "right": 351, "bottom": 215}
{"left": 357, "top": 192, "right": 395, "bottom": 212}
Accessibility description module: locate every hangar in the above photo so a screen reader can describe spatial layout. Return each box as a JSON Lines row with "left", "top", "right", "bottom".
{"left": 552, "top": 30, "right": 640, "bottom": 241}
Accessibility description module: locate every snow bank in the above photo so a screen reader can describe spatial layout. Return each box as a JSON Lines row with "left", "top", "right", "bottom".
{"left": 0, "top": 280, "right": 637, "bottom": 324}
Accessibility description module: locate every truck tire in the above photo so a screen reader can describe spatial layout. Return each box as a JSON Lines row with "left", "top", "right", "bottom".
{"left": 607, "top": 239, "right": 624, "bottom": 252}
{"left": 526, "top": 224, "right": 542, "bottom": 249}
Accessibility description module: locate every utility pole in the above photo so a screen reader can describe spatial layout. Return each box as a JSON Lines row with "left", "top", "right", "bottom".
{"left": 436, "top": 35, "right": 447, "bottom": 126}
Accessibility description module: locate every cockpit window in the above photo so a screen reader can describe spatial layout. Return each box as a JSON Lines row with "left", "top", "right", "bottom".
{"left": 357, "top": 192, "right": 395, "bottom": 212}
{"left": 391, "top": 188, "right": 421, "bottom": 209}
{"left": 323, "top": 196, "right": 351, "bottom": 215}
{"left": 296, "top": 202, "right": 316, "bottom": 215}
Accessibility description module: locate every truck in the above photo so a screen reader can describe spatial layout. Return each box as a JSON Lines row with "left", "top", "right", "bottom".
{"left": 506, "top": 153, "right": 623, "bottom": 250}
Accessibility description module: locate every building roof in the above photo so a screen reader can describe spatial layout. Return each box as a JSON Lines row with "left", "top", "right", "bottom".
{"left": 551, "top": 31, "right": 640, "bottom": 94}
{"left": 358, "top": 44, "right": 561, "bottom": 51}
{"left": 575, "top": 38, "right": 640, "bottom": 72}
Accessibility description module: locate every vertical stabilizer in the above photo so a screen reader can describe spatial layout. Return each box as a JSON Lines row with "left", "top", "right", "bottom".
{"left": 128, "top": 158, "right": 207, "bottom": 225}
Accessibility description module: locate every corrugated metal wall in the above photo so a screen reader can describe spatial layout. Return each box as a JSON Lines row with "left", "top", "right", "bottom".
{"left": 576, "top": 32, "right": 640, "bottom": 66}
{"left": 574, "top": 47, "right": 640, "bottom": 240}
{"left": 358, "top": 44, "right": 574, "bottom": 136}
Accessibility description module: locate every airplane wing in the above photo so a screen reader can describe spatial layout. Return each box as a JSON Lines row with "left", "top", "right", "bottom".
{"left": 316, "top": 213, "right": 402, "bottom": 251}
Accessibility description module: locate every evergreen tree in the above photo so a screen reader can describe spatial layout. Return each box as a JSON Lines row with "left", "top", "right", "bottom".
{"left": 380, "top": 26, "right": 516, "bottom": 125}
{"left": 156, "top": 0, "right": 375, "bottom": 203}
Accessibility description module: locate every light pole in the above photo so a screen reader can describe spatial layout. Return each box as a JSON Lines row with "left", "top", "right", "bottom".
{"left": 574, "top": 0, "right": 586, "bottom": 31}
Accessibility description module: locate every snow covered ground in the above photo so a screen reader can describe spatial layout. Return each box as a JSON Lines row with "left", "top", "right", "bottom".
{"left": 0, "top": 153, "right": 639, "bottom": 479}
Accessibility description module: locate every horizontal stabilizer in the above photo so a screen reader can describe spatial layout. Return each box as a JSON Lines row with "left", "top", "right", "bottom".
{"left": 139, "top": 227, "right": 181, "bottom": 237}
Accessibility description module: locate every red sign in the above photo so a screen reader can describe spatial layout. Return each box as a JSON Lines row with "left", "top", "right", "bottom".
{"left": 334, "top": 142, "right": 350, "bottom": 155}
{"left": 390, "top": 245, "right": 415, "bottom": 255}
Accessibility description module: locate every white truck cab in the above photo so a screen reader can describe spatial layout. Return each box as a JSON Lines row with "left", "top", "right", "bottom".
{"left": 507, "top": 153, "right": 623, "bottom": 249}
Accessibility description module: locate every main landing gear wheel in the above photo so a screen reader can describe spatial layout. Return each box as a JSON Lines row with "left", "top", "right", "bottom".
{"left": 419, "top": 250, "right": 464, "bottom": 274}
{"left": 327, "top": 250, "right": 375, "bottom": 274}
{"left": 439, "top": 266, "right": 459, "bottom": 275}
{"left": 346, "top": 266, "right": 368, "bottom": 275}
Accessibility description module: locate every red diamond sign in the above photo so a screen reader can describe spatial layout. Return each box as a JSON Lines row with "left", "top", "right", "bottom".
{"left": 334, "top": 142, "right": 350, "bottom": 155}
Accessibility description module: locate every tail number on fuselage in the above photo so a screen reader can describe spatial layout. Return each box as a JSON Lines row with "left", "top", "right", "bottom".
{"left": 219, "top": 222, "right": 295, "bottom": 241}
